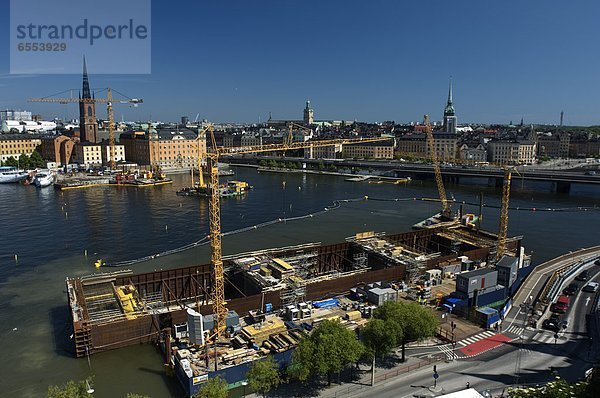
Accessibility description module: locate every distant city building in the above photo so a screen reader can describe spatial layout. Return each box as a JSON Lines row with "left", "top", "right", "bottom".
{"left": 120, "top": 127, "right": 206, "bottom": 169}
{"left": 79, "top": 58, "right": 98, "bottom": 143}
{"left": 0, "top": 134, "right": 42, "bottom": 163}
{"left": 443, "top": 80, "right": 457, "bottom": 134}
{"left": 487, "top": 140, "right": 536, "bottom": 165}
{"left": 342, "top": 140, "right": 394, "bottom": 159}
{"left": 537, "top": 132, "right": 570, "bottom": 158}
{"left": 268, "top": 100, "right": 318, "bottom": 128}
{"left": 40, "top": 135, "right": 78, "bottom": 166}
{"left": 569, "top": 134, "right": 600, "bottom": 158}
{"left": 72, "top": 142, "right": 103, "bottom": 168}
{"left": 100, "top": 141, "right": 126, "bottom": 164}
{"left": 459, "top": 142, "right": 487, "bottom": 162}
{"left": 304, "top": 142, "right": 342, "bottom": 160}
{"left": 303, "top": 100, "right": 314, "bottom": 126}
{"left": 1, "top": 109, "right": 32, "bottom": 122}
{"left": 429, "top": 132, "right": 458, "bottom": 161}
{"left": 396, "top": 133, "right": 426, "bottom": 157}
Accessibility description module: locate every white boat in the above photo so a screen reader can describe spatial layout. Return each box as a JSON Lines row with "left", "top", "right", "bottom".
{"left": 33, "top": 170, "right": 55, "bottom": 188}
{"left": 0, "top": 166, "right": 28, "bottom": 183}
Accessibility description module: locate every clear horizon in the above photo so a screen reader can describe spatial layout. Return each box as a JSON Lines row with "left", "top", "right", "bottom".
{"left": 1, "top": 1, "right": 599, "bottom": 126}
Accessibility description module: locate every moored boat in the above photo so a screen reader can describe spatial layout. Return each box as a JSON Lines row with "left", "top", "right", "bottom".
{"left": 32, "top": 170, "right": 55, "bottom": 188}
{"left": 0, "top": 166, "right": 28, "bottom": 183}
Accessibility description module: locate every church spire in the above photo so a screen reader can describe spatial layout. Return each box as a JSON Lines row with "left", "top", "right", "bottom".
{"left": 443, "top": 77, "right": 455, "bottom": 117}
{"left": 82, "top": 56, "right": 91, "bottom": 99}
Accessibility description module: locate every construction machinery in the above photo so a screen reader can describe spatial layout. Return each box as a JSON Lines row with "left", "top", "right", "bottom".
{"left": 423, "top": 115, "right": 452, "bottom": 219}
{"left": 204, "top": 126, "right": 389, "bottom": 340}
{"left": 496, "top": 168, "right": 512, "bottom": 260}
{"left": 29, "top": 89, "right": 142, "bottom": 170}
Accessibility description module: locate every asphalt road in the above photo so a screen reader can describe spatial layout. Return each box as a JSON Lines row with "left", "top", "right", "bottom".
{"left": 352, "top": 266, "right": 600, "bottom": 398}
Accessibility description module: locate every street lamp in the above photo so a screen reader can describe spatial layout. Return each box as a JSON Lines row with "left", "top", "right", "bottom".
{"left": 85, "top": 379, "right": 94, "bottom": 394}
{"left": 241, "top": 381, "right": 248, "bottom": 398}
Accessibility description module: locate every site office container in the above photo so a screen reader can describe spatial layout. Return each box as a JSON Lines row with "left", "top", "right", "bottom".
{"left": 551, "top": 295, "right": 570, "bottom": 313}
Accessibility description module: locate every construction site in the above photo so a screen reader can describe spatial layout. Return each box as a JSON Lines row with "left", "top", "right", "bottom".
{"left": 65, "top": 221, "right": 521, "bottom": 392}
{"left": 65, "top": 118, "right": 524, "bottom": 395}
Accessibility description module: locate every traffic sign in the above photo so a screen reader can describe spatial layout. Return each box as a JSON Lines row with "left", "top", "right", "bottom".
{"left": 433, "top": 372, "right": 439, "bottom": 380}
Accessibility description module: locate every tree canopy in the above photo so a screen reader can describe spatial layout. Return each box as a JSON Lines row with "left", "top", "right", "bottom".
{"left": 194, "top": 376, "right": 228, "bottom": 398}
{"left": 362, "top": 317, "right": 401, "bottom": 359}
{"left": 246, "top": 356, "right": 281, "bottom": 397}
{"left": 289, "top": 319, "right": 364, "bottom": 384}
{"left": 373, "top": 300, "right": 438, "bottom": 361}
{"left": 47, "top": 379, "right": 93, "bottom": 398}
{"left": 508, "top": 377, "right": 589, "bottom": 398}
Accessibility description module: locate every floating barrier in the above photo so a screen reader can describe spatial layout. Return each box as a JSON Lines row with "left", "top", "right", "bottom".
{"left": 106, "top": 196, "right": 599, "bottom": 267}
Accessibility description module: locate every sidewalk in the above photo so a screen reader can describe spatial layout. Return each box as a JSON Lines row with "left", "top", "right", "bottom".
{"left": 243, "top": 356, "right": 440, "bottom": 398}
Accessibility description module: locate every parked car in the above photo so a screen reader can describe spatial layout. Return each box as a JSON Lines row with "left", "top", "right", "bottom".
{"left": 551, "top": 295, "right": 570, "bottom": 314}
{"left": 576, "top": 270, "right": 591, "bottom": 282}
{"left": 543, "top": 314, "right": 561, "bottom": 332}
{"left": 583, "top": 281, "right": 599, "bottom": 293}
{"left": 595, "top": 259, "right": 600, "bottom": 266}
{"left": 563, "top": 282, "right": 580, "bottom": 296}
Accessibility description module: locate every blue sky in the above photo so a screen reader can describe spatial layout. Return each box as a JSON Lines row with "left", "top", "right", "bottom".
{"left": 1, "top": 1, "right": 599, "bottom": 125}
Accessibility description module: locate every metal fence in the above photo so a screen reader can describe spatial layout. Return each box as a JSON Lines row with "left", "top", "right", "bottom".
{"left": 323, "top": 357, "right": 441, "bottom": 398}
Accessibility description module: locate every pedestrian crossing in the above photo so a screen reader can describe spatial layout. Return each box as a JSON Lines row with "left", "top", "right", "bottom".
{"left": 438, "top": 343, "right": 458, "bottom": 360}
{"left": 533, "top": 331, "right": 567, "bottom": 345}
{"left": 504, "top": 325, "right": 525, "bottom": 336}
{"left": 459, "top": 330, "right": 496, "bottom": 345}
{"left": 434, "top": 330, "right": 499, "bottom": 360}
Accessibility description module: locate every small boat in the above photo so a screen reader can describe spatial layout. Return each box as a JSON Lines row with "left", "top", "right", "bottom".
{"left": 33, "top": 170, "right": 55, "bottom": 188}
{"left": 0, "top": 166, "right": 28, "bottom": 183}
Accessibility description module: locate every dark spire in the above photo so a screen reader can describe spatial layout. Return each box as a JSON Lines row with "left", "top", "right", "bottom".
{"left": 82, "top": 56, "right": 91, "bottom": 99}
{"left": 444, "top": 77, "right": 455, "bottom": 117}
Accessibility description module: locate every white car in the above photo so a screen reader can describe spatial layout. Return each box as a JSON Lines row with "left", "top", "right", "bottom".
{"left": 583, "top": 282, "right": 599, "bottom": 293}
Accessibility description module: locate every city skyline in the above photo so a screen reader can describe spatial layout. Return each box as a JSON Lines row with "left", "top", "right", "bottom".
{"left": 1, "top": 1, "right": 600, "bottom": 125}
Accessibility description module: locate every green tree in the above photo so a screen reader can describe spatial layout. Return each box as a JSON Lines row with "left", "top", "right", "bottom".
{"left": 373, "top": 301, "right": 438, "bottom": 362}
{"left": 267, "top": 159, "right": 278, "bottom": 168}
{"left": 246, "top": 356, "right": 281, "bottom": 397}
{"left": 194, "top": 376, "right": 228, "bottom": 398}
{"left": 362, "top": 318, "right": 401, "bottom": 359}
{"left": 290, "top": 320, "right": 364, "bottom": 385}
{"left": 18, "top": 154, "right": 31, "bottom": 170}
{"left": 47, "top": 379, "right": 93, "bottom": 398}
{"left": 30, "top": 150, "right": 46, "bottom": 168}
{"left": 258, "top": 159, "right": 267, "bottom": 167}
{"left": 362, "top": 317, "right": 403, "bottom": 385}
{"left": 507, "top": 377, "right": 588, "bottom": 398}
{"left": 3, "top": 156, "right": 18, "bottom": 167}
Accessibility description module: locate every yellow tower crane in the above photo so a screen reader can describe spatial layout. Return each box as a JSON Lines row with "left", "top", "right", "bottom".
{"left": 204, "top": 126, "right": 389, "bottom": 339}
{"left": 496, "top": 168, "right": 512, "bottom": 260}
{"left": 29, "top": 90, "right": 142, "bottom": 170}
{"left": 423, "top": 115, "right": 452, "bottom": 219}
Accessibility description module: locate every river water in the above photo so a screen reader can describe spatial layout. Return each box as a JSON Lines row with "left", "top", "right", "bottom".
{"left": 0, "top": 166, "right": 599, "bottom": 397}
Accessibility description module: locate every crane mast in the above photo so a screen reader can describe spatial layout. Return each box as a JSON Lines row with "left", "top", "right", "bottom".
{"left": 107, "top": 88, "right": 116, "bottom": 170}
{"left": 496, "top": 168, "right": 512, "bottom": 259}
{"left": 424, "top": 115, "right": 452, "bottom": 219}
